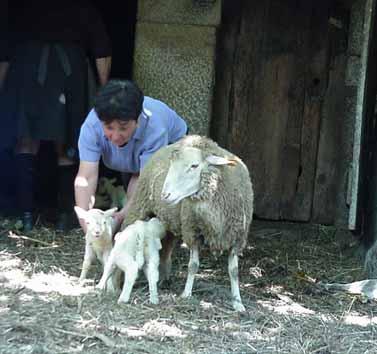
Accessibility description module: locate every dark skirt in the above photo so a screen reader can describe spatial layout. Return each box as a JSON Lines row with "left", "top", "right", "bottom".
{"left": 1, "top": 41, "right": 89, "bottom": 156}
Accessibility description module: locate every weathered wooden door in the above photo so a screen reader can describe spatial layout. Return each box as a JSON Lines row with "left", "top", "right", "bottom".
{"left": 212, "top": 0, "right": 350, "bottom": 223}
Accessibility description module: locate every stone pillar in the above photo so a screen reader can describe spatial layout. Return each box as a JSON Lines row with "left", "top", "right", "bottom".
{"left": 133, "top": 0, "right": 221, "bottom": 135}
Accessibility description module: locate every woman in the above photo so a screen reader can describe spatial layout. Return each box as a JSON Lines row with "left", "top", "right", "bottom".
{"left": 75, "top": 79, "right": 188, "bottom": 233}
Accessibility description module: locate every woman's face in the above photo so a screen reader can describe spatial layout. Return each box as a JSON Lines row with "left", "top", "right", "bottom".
{"left": 102, "top": 119, "right": 138, "bottom": 147}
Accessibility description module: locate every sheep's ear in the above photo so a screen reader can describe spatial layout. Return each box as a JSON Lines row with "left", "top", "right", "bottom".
{"left": 74, "top": 206, "right": 88, "bottom": 220}
{"left": 104, "top": 207, "right": 118, "bottom": 217}
{"left": 206, "top": 155, "right": 237, "bottom": 166}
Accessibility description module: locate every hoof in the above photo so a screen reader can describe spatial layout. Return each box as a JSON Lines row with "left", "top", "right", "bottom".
{"left": 95, "top": 281, "right": 106, "bottom": 291}
{"left": 150, "top": 296, "right": 159, "bottom": 305}
{"left": 180, "top": 291, "right": 192, "bottom": 299}
{"left": 232, "top": 301, "right": 246, "bottom": 312}
{"left": 117, "top": 297, "right": 130, "bottom": 305}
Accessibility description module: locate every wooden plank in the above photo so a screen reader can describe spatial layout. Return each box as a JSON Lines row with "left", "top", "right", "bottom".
{"left": 312, "top": 2, "right": 349, "bottom": 224}
{"left": 259, "top": 0, "right": 302, "bottom": 220}
{"left": 282, "top": 1, "right": 330, "bottom": 221}
{"left": 349, "top": 0, "right": 377, "bottom": 230}
{"left": 210, "top": 0, "right": 242, "bottom": 147}
{"left": 279, "top": 2, "right": 313, "bottom": 221}
{"left": 228, "top": 0, "right": 273, "bottom": 217}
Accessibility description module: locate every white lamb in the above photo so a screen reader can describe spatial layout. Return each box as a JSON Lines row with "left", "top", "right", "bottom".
{"left": 96, "top": 217, "right": 166, "bottom": 305}
{"left": 74, "top": 206, "right": 119, "bottom": 291}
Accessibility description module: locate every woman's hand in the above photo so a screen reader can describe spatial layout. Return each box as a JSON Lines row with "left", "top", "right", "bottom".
{"left": 112, "top": 211, "right": 126, "bottom": 232}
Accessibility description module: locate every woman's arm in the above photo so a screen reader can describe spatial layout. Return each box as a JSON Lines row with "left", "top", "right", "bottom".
{"left": 74, "top": 160, "right": 99, "bottom": 233}
{"left": 95, "top": 56, "right": 111, "bottom": 86}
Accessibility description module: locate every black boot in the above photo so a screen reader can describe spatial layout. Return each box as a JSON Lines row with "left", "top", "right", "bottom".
{"left": 15, "top": 153, "right": 35, "bottom": 232}
{"left": 56, "top": 164, "right": 78, "bottom": 232}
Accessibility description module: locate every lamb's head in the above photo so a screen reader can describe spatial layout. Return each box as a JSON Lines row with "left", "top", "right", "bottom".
{"left": 147, "top": 217, "right": 166, "bottom": 239}
{"left": 74, "top": 206, "right": 117, "bottom": 238}
{"left": 161, "top": 146, "right": 237, "bottom": 205}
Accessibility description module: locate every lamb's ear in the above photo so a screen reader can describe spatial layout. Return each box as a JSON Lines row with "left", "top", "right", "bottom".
{"left": 74, "top": 206, "right": 89, "bottom": 220}
{"left": 206, "top": 155, "right": 237, "bottom": 166}
{"left": 104, "top": 207, "right": 118, "bottom": 217}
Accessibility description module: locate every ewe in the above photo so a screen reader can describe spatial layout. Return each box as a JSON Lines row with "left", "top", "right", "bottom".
{"left": 123, "top": 135, "right": 254, "bottom": 312}
{"left": 97, "top": 217, "right": 166, "bottom": 304}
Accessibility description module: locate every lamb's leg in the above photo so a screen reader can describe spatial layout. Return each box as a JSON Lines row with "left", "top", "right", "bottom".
{"left": 159, "top": 231, "right": 176, "bottom": 285}
{"left": 117, "top": 260, "right": 139, "bottom": 304}
{"left": 181, "top": 242, "right": 199, "bottom": 298}
{"left": 228, "top": 249, "right": 245, "bottom": 312}
{"left": 79, "top": 244, "right": 95, "bottom": 283}
{"left": 101, "top": 250, "right": 118, "bottom": 293}
{"left": 145, "top": 259, "right": 160, "bottom": 304}
{"left": 96, "top": 252, "right": 116, "bottom": 291}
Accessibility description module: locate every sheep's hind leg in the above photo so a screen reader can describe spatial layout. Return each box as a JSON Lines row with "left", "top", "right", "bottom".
{"left": 228, "top": 249, "right": 245, "bottom": 312}
{"left": 145, "top": 260, "right": 160, "bottom": 304}
{"left": 159, "top": 232, "right": 176, "bottom": 286}
{"left": 181, "top": 242, "right": 199, "bottom": 298}
{"left": 117, "top": 261, "right": 139, "bottom": 304}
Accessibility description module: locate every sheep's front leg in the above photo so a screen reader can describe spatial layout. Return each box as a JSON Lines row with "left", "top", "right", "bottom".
{"left": 117, "top": 261, "right": 139, "bottom": 304}
{"left": 101, "top": 249, "right": 118, "bottom": 293}
{"left": 145, "top": 258, "right": 160, "bottom": 304}
{"left": 228, "top": 249, "right": 245, "bottom": 312}
{"left": 181, "top": 242, "right": 199, "bottom": 298}
{"left": 96, "top": 252, "right": 116, "bottom": 291}
{"left": 79, "top": 243, "right": 96, "bottom": 283}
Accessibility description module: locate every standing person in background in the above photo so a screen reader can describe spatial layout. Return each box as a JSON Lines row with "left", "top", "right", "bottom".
{"left": 75, "top": 79, "right": 188, "bottom": 234}
{"left": 2, "top": 0, "right": 112, "bottom": 231}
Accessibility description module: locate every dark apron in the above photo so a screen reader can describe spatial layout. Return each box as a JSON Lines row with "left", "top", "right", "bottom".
{"left": 1, "top": 40, "right": 88, "bottom": 158}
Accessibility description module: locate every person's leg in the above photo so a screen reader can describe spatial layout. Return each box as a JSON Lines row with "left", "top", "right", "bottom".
{"left": 56, "top": 143, "right": 78, "bottom": 231}
{"left": 14, "top": 138, "right": 40, "bottom": 231}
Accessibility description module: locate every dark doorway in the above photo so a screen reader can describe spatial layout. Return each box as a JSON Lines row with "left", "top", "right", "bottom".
{"left": 91, "top": 0, "right": 138, "bottom": 80}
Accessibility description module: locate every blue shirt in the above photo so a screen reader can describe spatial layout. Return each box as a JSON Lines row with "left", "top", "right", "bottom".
{"left": 78, "top": 96, "right": 187, "bottom": 173}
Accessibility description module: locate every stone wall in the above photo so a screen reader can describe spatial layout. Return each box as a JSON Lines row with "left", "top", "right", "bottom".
{"left": 133, "top": 0, "right": 221, "bottom": 135}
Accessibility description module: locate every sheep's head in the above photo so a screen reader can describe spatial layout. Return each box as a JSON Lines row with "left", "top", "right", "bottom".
{"left": 161, "top": 147, "right": 236, "bottom": 205}
{"left": 74, "top": 206, "right": 117, "bottom": 238}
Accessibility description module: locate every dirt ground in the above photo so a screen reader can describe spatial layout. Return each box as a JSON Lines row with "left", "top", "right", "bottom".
{"left": 1, "top": 217, "right": 377, "bottom": 354}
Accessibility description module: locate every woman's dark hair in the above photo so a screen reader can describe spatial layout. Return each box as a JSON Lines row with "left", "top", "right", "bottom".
{"left": 93, "top": 79, "right": 144, "bottom": 122}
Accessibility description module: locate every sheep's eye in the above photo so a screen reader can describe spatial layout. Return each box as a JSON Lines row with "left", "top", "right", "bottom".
{"left": 190, "top": 164, "right": 199, "bottom": 169}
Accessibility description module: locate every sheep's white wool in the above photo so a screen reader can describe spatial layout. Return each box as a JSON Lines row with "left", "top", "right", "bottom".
{"left": 123, "top": 135, "right": 254, "bottom": 312}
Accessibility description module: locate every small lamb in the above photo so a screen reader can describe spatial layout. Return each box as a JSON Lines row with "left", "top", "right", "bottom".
{"left": 74, "top": 206, "right": 119, "bottom": 290}
{"left": 96, "top": 217, "right": 166, "bottom": 305}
